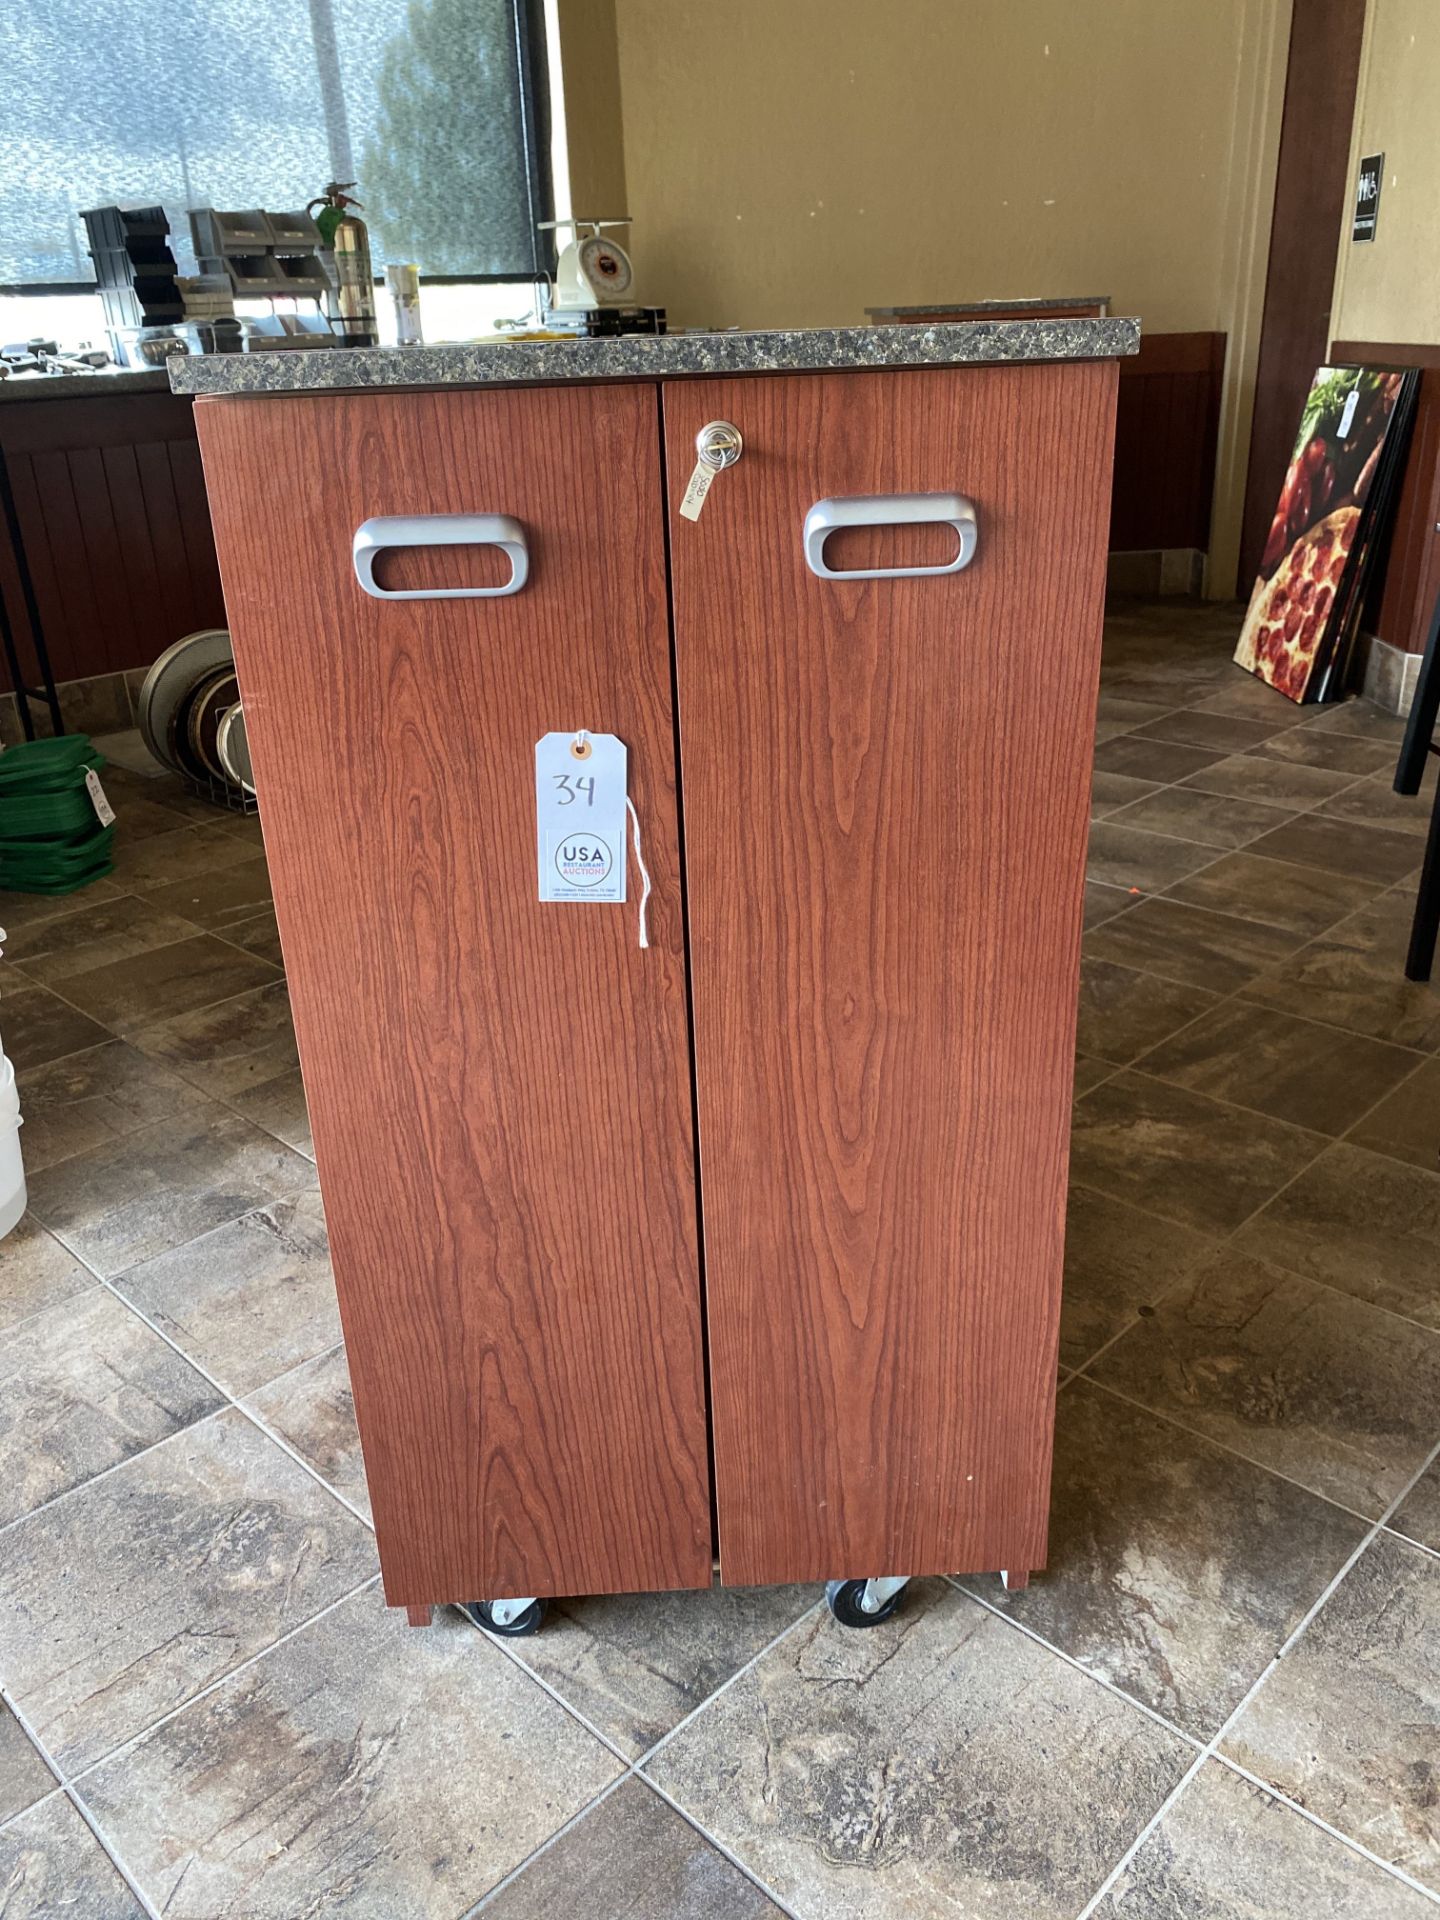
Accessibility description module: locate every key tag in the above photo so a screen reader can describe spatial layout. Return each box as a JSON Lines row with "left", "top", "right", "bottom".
{"left": 535, "top": 732, "right": 627, "bottom": 905}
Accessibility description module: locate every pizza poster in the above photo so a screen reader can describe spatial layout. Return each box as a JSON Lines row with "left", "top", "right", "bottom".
{"left": 1234, "top": 366, "right": 1409, "bottom": 701}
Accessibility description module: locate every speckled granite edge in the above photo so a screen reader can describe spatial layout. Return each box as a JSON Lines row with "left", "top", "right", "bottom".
{"left": 0, "top": 367, "right": 170, "bottom": 405}
{"left": 169, "top": 318, "right": 1139, "bottom": 396}
{"left": 866, "top": 296, "right": 1112, "bottom": 318}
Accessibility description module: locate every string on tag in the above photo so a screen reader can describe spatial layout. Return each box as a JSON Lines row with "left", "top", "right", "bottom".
{"left": 625, "top": 796, "right": 651, "bottom": 949}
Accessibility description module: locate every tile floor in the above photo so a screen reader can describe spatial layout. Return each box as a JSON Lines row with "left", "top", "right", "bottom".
{"left": 1, "top": 597, "right": 1438, "bottom": 1918}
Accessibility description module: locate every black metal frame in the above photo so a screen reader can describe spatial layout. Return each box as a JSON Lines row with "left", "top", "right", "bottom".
{"left": 1394, "top": 585, "right": 1440, "bottom": 980}
{"left": 0, "top": 445, "right": 63, "bottom": 740}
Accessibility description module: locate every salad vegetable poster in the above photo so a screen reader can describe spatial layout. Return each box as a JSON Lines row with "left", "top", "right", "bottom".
{"left": 1234, "top": 366, "right": 1413, "bottom": 701}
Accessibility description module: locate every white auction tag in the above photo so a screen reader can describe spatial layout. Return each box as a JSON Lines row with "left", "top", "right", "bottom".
{"left": 535, "top": 732, "right": 627, "bottom": 904}
{"left": 85, "top": 768, "right": 116, "bottom": 826}
{"left": 678, "top": 459, "right": 716, "bottom": 521}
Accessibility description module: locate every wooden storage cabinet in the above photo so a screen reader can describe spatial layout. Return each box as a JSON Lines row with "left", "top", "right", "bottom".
{"left": 194, "top": 356, "right": 1117, "bottom": 1620}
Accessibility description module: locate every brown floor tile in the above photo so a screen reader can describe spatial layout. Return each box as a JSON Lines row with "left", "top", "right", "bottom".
{"left": 1192, "top": 681, "right": 1313, "bottom": 724}
{"left": 1248, "top": 728, "right": 1395, "bottom": 775}
{"left": 966, "top": 1382, "right": 1364, "bottom": 1738}
{"left": 1299, "top": 700, "right": 1407, "bottom": 745}
{"left": 0, "top": 1409, "right": 376, "bottom": 1773}
{"left": 1072, "top": 1054, "right": 1115, "bottom": 1096}
{"left": 27, "top": 1102, "right": 317, "bottom": 1278}
{"left": 1138, "top": 1001, "right": 1419, "bottom": 1133}
{"left": 646, "top": 1582, "right": 1192, "bottom": 1920}
{"left": 81, "top": 1584, "right": 622, "bottom": 1919}
{"left": 1244, "top": 815, "right": 1421, "bottom": 888}
{"left": 1165, "top": 852, "right": 1380, "bottom": 938}
{"left": 0, "top": 1793, "right": 146, "bottom": 1918}
{"left": 107, "top": 823, "right": 258, "bottom": 892}
{"left": 227, "top": 1064, "right": 313, "bottom": 1156}
{"left": 1242, "top": 896, "right": 1440, "bottom": 1051}
{"left": 1083, "top": 881, "right": 1140, "bottom": 930}
{"left": 0, "top": 1213, "right": 91, "bottom": 1334}
{"left": 1235, "top": 1141, "right": 1440, "bottom": 1330}
{"left": 1391, "top": 1461, "right": 1440, "bottom": 1553}
{"left": 245, "top": 1345, "right": 371, "bottom": 1521}
{"left": 1059, "top": 1185, "right": 1216, "bottom": 1369}
{"left": 0, "top": 1286, "right": 222, "bottom": 1526}
{"left": 1318, "top": 773, "right": 1439, "bottom": 836}
{"left": 1, "top": 893, "right": 200, "bottom": 982}
{"left": 14, "top": 1038, "right": 210, "bottom": 1174}
{"left": 0, "top": 1703, "right": 54, "bottom": 1824}
{"left": 486, "top": 1776, "right": 784, "bottom": 1918}
{"left": 1095, "top": 693, "right": 1175, "bottom": 728}
{"left": 1089, "top": 1246, "right": 1440, "bottom": 1516}
{"left": 0, "top": 878, "right": 125, "bottom": 936}
{"left": 1181, "top": 754, "right": 1362, "bottom": 808}
{"left": 1070, "top": 1072, "right": 1324, "bottom": 1235}
{"left": 1088, "top": 822, "right": 1219, "bottom": 894}
{"left": 1094, "top": 1760, "right": 1437, "bottom": 1919}
{"left": 1131, "top": 709, "right": 1287, "bottom": 753}
{"left": 1076, "top": 959, "right": 1219, "bottom": 1066}
{"left": 52, "top": 933, "right": 281, "bottom": 1037}
{"left": 0, "top": 980, "right": 110, "bottom": 1072}
{"left": 1106, "top": 784, "right": 1297, "bottom": 851}
{"left": 218, "top": 903, "right": 283, "bottom": 968}
{"left": 129, "top": 980, "right": 299, "bottom": 1097}
{"left": 115, "top": 1191, "right": 339, "bottom": 1396}
{"left": 510, "top": 1582, "right": 817, "bottom": 1761}
{"left": 145, "top": 856, "right": 272, "bottom": 932}
{"left": 1093, "top": 770, "right": 1162, "bottom": 817}
{"left": 1085, "top": 896, "right": 1305, "bottom": 994}
{"left": 1092, "top": 734, "right": 1225, "bottom": 785}
{"left": 214, "top": 812, "right": 266, "bottom": 850}
{"left": 1221, "top": 1533, "right": 1440, "bottom": 1889}
{"left": 1346, "top": 1060, "right": 1440, "bottom": 1172}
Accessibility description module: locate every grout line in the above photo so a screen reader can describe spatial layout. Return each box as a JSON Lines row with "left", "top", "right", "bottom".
{"left": 634, "top": 1600, "right": 825, "bottom": 1772}
{"left": 67, "top": 1575, "right": 382, "bottom": 1788}
{"left": 458, "top": 1614, "right": 636, "bottom": 1773}
{"left": 1073, "top": 1430, "right": 1440, "bottom": 1919}
{"left": 944, "top": 1575, "right": 1206, "bottom": 1751}
{"left": 463, "top": 1773, "right": 632, "bottom": 1915}
{"left": 1379, "top": 1521, "right": 1440, "bottom": 1562}
{"left": 0, "top": 1683, "right": 162, "bottom": 1919}
{"left": 641, "top": 1774, "right": 803, "bottom": 1918}
{"left": 1212, "top": 1756, "right": 1440, "bottom": 1908}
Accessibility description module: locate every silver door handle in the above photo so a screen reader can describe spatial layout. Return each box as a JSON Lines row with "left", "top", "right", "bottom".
{"left": 803, "top": 493, "right": 978, "bottom": 580}
{"left": 352, "top": 514, "right": 529, "bottom": 599}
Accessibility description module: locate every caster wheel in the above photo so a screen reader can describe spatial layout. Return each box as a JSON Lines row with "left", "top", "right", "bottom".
{"left": 825, "top": 1579, "right": 903, "bottom": 1629}
{"left": 461, "top": 1598, "right": 548, "bottom": 1637}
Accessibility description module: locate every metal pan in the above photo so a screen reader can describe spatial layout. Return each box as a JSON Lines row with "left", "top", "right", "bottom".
{"left": 182, "top": 668, "right": 240, "bottom": 782}
{"left": 215, "top": 701, "right": 255, "bottom": 794}
{"left": 137, "top": 629, "right": 233, "bottom": 774}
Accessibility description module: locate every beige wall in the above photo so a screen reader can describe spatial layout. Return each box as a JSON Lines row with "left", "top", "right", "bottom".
{"left": 606, "top": 0, "right": 1255, "bottom": 332}
{"left": 1331, "top": 0, "right": 1440, "bottom": 347}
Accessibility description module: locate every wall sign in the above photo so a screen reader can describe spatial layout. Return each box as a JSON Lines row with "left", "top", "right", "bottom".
{"left": 1352, "top": 153, "right": 1383, "bottom": 242}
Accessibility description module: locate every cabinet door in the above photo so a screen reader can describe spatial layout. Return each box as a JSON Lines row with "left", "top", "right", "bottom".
{"left": 664, "top": 363, "right": 1117, "bottom": 1586}
{"left": 196, "top": 384, "right": 712, "bottom": 1606}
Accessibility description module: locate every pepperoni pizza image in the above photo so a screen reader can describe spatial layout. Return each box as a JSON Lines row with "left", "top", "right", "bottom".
{"left": 1233, "top": 506, "right": 1359, "bottom": 699}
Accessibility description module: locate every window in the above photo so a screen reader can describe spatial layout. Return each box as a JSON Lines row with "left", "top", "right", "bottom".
{"left": 1, "top": 0, "right": 551, "bottom": 289}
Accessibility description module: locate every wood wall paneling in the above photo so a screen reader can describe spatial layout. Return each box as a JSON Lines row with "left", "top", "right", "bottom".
{"left": 194, "top": 383, "right": 713, "bottom": 1607}
{"left": 1238, "top": 0, "right": 1367, "bottom": 591}
{"left": 1331, "top": 341, "right": 1440, "bottom": 658}
{"left": 664, "top": 361, "right": 1117, "bottom": 1586}
{"left": 0, "top": 392, "right": 225, "bottom": 691}
{"left": 1109, "top": 331, "right": 1226, "bottom": 554}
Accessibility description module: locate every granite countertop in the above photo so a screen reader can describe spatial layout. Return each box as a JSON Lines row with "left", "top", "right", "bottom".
{"left": 168, "top": 317, "right": 1138, "bottom": 397}
{"left": 865, "top": 296, "right": 1111, "bottom": 319}
{"left": 0, "top": 366, "right": 171, "bottom": 404}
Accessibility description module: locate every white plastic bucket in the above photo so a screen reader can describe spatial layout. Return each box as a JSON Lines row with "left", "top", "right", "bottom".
{"left": 0, "top": 1051, "right": 25, "bottom": 1240}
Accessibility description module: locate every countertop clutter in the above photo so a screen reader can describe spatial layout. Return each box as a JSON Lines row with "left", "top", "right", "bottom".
{"left": 169, "top": 315, "right": 1140, "bottom": 395}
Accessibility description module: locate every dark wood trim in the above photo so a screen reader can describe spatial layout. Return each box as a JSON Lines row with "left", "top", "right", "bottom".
{"left": 1331, "top": 339, "right": 1440, "bottom": 656}
{"left": 1110, "top": 332, "right": 1226, "bottom": 553}
{"left": 1239, "top": 0, "right": 1367, "bottom": 591}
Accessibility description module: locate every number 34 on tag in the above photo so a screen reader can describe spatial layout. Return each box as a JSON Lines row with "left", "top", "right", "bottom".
{"left": 534, "top": 733, "right": 627, "bottom": 904}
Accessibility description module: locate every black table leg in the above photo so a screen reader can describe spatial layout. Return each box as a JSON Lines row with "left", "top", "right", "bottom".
{"left": 0, "top": 443, "right": 64, "bottom": 739}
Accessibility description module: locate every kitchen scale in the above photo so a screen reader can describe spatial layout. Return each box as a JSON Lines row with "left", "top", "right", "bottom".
{"left": 536, "top": 219, "right": 665, "bottom": 336}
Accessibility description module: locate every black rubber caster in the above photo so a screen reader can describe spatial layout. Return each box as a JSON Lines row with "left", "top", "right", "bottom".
{"left": 460, "top": 1598, "right": 548, "bottom": 1637}
{"left": 825, "top": 1579, "right": 903, "bottom": 1629}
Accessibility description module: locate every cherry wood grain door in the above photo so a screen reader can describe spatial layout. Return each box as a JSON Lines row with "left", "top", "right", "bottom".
{"left": 195, "top": 384, "right": 712, "bottom": 1608}
{"left": 664, "top": 362, "right": 1118, "bottom": 1587}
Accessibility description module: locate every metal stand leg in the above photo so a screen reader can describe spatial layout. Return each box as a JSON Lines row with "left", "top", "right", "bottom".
{"left": 0, "top": 445, "right": 64, "bottom": 739}
{"left": 1395, "top": 584, "right": 1440, "bottom": 982}
{"left": 1406, "top": 783, "right": 1440, "bottom": 982}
